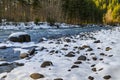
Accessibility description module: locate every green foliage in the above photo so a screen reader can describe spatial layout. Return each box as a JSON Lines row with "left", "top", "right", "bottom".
{"left": 62, "top": 0, "right": 102, "bottom": 23}
{"left": 1, "top": 0, "right": 120, "bottom": 24}
{"left": 34, "top": 18, "right": 40, "bottom": 25}
{"left": 46, "top": 17, "right": 56, "bottom": 26}
{"left": 18, "top": 0, "right": 28, "bottom": 6}
{"left": 32, "top": 0, "right": 41, "bottom": 9}
{"left": 87, "top": 0, "right": 120, "bottom": 24}
{"left": 112, "top": 5, "right": 120, "bottom": 21}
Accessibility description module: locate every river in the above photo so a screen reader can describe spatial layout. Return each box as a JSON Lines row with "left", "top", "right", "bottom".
{"left": 0, "top": 26, "right": 111, "bottom": 43}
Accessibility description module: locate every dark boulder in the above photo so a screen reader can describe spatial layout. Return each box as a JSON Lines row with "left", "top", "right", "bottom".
{"left": 103, "top": 75, "right": 111, "bottom": 79}
{"left": 28, "top": 48, "right": 36, "bottom": 55}
{"left": 8, "top": 32, "right": 31, "bottom": 42}
{"left": 65, "top": 51, "right": 75, "bottom": 57}
{"left": 77, "top": 55, "right": 87, "bottom": 61}
{"left": 41, "top": 61, "right": 53, "bottom": 68}
{"left": 94, "top": 40, "right": 100, "bottom": 43}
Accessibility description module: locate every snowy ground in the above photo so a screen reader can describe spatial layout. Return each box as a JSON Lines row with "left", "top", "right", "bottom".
{"left": 0, "top": 22, "right": 80, "bottom": 30}
{"left": 0, "top": 26, "right": 120, "bottom": 80}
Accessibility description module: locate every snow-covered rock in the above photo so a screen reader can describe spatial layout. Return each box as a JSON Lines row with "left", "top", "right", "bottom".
{"left": 8, "top": 32, "right": 31, "bottom": 42}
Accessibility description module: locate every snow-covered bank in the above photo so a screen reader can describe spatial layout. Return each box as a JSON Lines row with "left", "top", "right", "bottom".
{"left": 0, "top": 21, "right": 114, "bottom": 30}
{"left": 0, "top": 27, "right": 120, "bottom": 80}
{"left": 0, "top": 22, "right": 80, "bottom": 30}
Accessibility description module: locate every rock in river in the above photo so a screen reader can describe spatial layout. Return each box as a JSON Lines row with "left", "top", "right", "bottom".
{"left": 8, "top": 32, "right": 31, "bottom": 42}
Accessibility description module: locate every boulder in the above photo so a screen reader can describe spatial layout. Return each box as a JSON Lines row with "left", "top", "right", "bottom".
{"left": 30, "top": 73, "right": 44, "bottom": 79}
{"left": 88, "top": 76, "right": 94, "bottom": 80}
{"left": 41, "top": 61, "right": 53, "bottom": 68}
{"left": 28, "top": 48, "right": 36, "bottom": 55}
{"left": 8, "top": 32, "right": 31, "bottom": 42}
{"left": 64, "top": 38, "right": 71, "bottom": 43}
{"left": 77, "top": 55, "right": 87, "bottom": 61}
{"left": 106, "top": 47, "right": 112, "bottom": 51}
{"left": 65, "top": 51, "right": 75, "bottom": 57}
{"left": 71, "top": 65, "right": 79, "bottom": 69}
{"left": 74, "top": 61, "right": 82, "bottom": 64}
{"left": 20, "top": 53, "right": 28, "bottom": 59}
{"left": 103, "top": 75, "right": 111, "bottom": 79}
{"left": 94, "top": 40, "right": 100, "bottom": 43}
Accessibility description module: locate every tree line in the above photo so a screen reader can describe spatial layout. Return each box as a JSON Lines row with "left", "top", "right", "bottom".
{"left": 0, "top": 0, "right": 120, "bottom": 24}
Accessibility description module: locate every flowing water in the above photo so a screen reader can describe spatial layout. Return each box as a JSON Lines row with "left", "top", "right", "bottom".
{"left": 0, "top": 26, "right": 111, "bottom": 42}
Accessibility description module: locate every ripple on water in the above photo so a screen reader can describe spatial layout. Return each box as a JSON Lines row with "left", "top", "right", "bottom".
{"left": 0, "top": 48, "right": 20, "bottom": 62}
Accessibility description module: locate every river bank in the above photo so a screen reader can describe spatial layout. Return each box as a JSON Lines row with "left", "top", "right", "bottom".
{"left": 0, "top": 25, "right": 120, "bottom": 80}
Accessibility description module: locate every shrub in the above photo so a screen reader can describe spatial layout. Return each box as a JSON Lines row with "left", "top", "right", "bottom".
{"left": 34, "top": 18, "right": 40, "bottom": 25}
{"left": 46, "top": 17, "right": 56, "bottom": 26}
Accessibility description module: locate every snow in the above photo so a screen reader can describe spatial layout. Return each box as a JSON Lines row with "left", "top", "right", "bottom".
{"left": 0, "top": 26, "right": 120, "bottom": 80}
{"left": 8, "top": 32, "right": 29, "bottom": 38}
{"left": 0, "top": 22, "right": 80, "bottom": 30}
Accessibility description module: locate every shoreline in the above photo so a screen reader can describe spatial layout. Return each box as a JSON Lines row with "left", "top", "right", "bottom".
{"left": 0, "top": 21, "right": 117, "bottom": 30}
{"left": 0, "top": 27, "right": 120, "bottom": 80}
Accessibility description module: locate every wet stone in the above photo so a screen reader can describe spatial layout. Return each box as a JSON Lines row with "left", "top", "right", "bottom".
{"left": 55, "top": 50, "right": 59, "bottom": 53}
{"left": 77, "top": 55, "right": 87, "bottom": 61}
{"left": 8, "top": 32, "right": 31, "bottom": 42}
{"left": 64, "top": 44, "right": 69, "bottom": 47}
{"left": 98, "top": 68, "right": 103, "bottom": 71}
{"left": 91, "top": 64, "right": 96, "bottom": 67}
{"left": 88, "top": 76, "right": 94, "bottom": 80}
{"left": 99, "top": 58, "right": 103, "bottom": 61}
{"left": 90, "top": 53, "right": 95, "bottom": 55}
{"left": 50, "top": 50, "right": 55, "bottom": 53}
{"left": 68, "top": 69, "right": 71, "bottom": 71}
{"left": 97, "top": 47, "right": 101, "bottom": 49}
{"left": 71, "top": 65, "right": 79, "bottom": 69}
{"left": 20, "top": 53, "right": 28, "bottom": 59}
{"left": 30, "top": 73, "right": 44, "bottom": 79}
{"left": 74, "top": 46, "right": 78, "bottom": 49}
{"left": 106, "top": 47, "right": 112, "bottom": 51}
{"left": 74, "top": 61, "right": 82, "bottom": 64}
{"left": 94, "top": 40, "right": 100, "bottom": 43}
{"left": 82, "top": 45, "right": 90, "bottom": 48}
{"left": 92, "top": 57, "right": 97, "bottom": 61}
{"left": 103, "top": 75, "right": 111, "bottom": 79}
{"left": 78, "top": 47, "right": 85, "bottom": 50}
{"left": 86, "top": 48, "right": 93, "bottom": 52}
{"left": 39, "top": 47, "right": 47, "bottom": 51}
{"left": 100, "top": 53, "right": 105, "bottom": 56}
{"left": 48, "top": 41, "right": 54, "bottom": 44}
{"left": 61, "top": 48, "right": 68, "bottom": 51}
{"left": 1, "top": 75, "right": 7, "bottom": 79}
{"left": 108, "top": 55, "right": 113, "bottom": 57}
{"left": 65, "top": 51, "right": 75, "bottom": 57}
{"left": 28, "top": 48, "right": 36, "bottom": 55}
{"left": 92, "top": 68, "right": 97, "bottom": 72}
{"left": 64, "top": 38, "right": 71, "bottom": 43}
{"left": 41, "top": 61, "right": 53, "bottom": 68}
